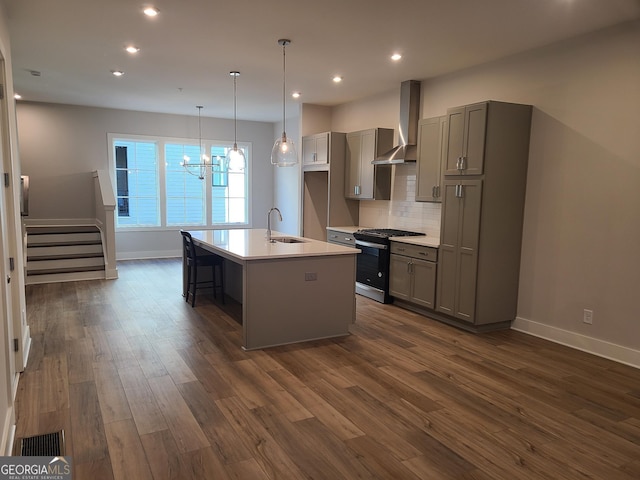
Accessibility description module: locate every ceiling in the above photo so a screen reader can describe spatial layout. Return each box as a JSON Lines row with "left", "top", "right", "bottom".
{"left": 4, "top": 0, "right": 640, "bottom": 122}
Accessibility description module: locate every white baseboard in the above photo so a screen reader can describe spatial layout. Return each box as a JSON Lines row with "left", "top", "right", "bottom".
{"left": 1, "top": 408, "right": 15, "bottom": 456}
{"left": 512, "top": 317, "right": 640, "bottom": 369}
{"left": 21, "top": 326, "right": 31, "bottom": 372}
{"left": 116, "top": 250, "right": 181, "bottom": 260}
{"left": 105, "top": 267, "right": 119, "bottom": 279}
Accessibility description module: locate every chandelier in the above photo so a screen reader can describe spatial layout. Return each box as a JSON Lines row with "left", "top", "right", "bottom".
{"left": 181, "top": 105, "right": 223, "bottom": 179}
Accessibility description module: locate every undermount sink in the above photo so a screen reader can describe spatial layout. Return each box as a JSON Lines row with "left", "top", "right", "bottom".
{"left": 271, "top": 236, "right": 307, "bottom": 244}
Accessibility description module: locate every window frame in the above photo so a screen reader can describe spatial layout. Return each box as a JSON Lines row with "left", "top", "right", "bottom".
{"left": 108, "top": 133, "right": 251, "bottom": 231}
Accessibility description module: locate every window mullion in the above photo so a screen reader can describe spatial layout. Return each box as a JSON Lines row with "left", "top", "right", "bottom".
{"left": 205, "top": 140, "right": 213, "bottom": 227}
{"left": 158, "top": 140, "right": 168, "bottom": 227}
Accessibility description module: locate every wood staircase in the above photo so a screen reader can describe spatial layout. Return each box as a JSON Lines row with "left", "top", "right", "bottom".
{"left": 26, "top": 225, "right": 106, "bottom": 284}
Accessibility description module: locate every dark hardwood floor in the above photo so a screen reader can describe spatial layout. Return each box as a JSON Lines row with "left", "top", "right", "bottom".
{"left": 15, "top": 258, "right": 640, "bottom": 479}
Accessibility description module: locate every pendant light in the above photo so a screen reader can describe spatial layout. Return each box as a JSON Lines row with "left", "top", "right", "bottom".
{"left": 181, "top": 105, "right": 211, "bottom": 180}
{"left": 225, "top": 71, "right": 246, "bottom": 172}
{"left": 271, "top": 39, "right": 298, "bottom": 167}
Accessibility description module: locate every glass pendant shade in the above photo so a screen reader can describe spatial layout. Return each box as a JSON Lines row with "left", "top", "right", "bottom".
{"left": 271, "top": 133, "right": 297, "bottom": 166}
{"left": 271, "top": 39, "right": 298, "bottom": 167}
{"left": 225, "top": 71, "right": 246, "bottom": 172}
{"left": 226, "top": 144, "right": 245, "bottom": 171}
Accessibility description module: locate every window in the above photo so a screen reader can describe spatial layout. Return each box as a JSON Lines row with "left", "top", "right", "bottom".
{"left": 165, "top": 143, "right": 206, "bottom": 225}
{"left": 110, "top": 134, "right": 250, "bottom": 229}
{"left": 114, "top": 140, "right": 160, "bottom": 227}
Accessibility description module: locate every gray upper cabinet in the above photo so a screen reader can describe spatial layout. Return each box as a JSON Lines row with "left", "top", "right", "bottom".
{"left": 345, "top": 128, "right": 393, "bottom": 200}
{"left": 436, "top": 101, "right": 532, "bottom": 328}
{"left": 302, "top": 132, "right": 329, "bottom": 167}
{"left": 416, "top": 116, "right": 447, "bottom": 202}
{"left": 444, "top": 102, "right": 487, "bottom": 176}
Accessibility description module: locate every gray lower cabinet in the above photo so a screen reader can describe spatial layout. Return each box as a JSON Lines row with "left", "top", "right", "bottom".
{"left": 435, "top": 100, "right": 532, "bottom": 329}
{"left": 390, "top": 242, "right": 437, "bottom": 309}
{"left": 345, "top": 128, "right": 393, "bottom": 200}
{"left": 326, "top": 229, "right": 356, "bottom": 247}
{"left": 416, "top": 116, "right": 447, "bottom": 202}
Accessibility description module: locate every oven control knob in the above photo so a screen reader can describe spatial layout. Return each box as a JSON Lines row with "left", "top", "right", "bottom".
{"left": 378, "top": 272, "right": 383, "bottom": 277}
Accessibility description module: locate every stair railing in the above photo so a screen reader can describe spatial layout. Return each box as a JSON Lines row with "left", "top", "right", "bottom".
{"left": 93, "top": 170, "right": 118, "bottom": 279}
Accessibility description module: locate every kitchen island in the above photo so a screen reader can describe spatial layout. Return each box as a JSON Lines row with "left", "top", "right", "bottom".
{"left": 186, "top": 229, "right": 358, "bottom": 350}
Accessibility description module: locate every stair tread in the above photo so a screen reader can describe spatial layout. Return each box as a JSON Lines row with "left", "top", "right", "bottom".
{"left": 27, "top": 226, "right": 100, "bottom": 234}
{"left": 27, "top": 265, "right": 106, "bottom": 276}
{"left": 27, "top": 240, "right": 103, "bottom": 247}
{"left": 28, "top": 253, "right": 104, "bottom": 261}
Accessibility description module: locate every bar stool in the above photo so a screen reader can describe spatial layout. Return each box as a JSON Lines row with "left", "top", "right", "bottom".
{"left": 180, "top": 230, "right": 225, "bottom": 307}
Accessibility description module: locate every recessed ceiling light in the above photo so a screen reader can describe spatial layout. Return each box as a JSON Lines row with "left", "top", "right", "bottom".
{"left": 332, "top": 76, "right": 343, "bottom": 83}
{"left": 14, "top": 94, "right": 22, "bottom": 100}
{"left": 391, "top": 53, "right": 402, "bottom": 61}
{"left": 143, "top": 6, "right": 159, "bottom": 17}
{"left": 292, "top": 92, "right": 301, "bottom": 99}
{"left": 125, "top": 45, "right": 140, "bottom": 54}
{"left": 111, "top": 70, "right": 124, "bottom": 77}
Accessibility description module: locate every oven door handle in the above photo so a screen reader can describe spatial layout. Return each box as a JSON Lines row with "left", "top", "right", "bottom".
{"left": 355, "top": 240, "right": 388, "bottom": 250}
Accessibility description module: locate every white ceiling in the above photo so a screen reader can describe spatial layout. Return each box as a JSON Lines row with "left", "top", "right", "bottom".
{"left": 4, "top": 0, "right": 640, "bottom": 122}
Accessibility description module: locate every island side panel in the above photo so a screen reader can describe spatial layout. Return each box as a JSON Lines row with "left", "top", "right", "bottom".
{"left": 242, "top": 254, "right": 356, "bottom": 350}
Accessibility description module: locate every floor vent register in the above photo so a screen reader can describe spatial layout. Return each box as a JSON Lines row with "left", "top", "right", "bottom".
{"left": 14, "top": 430, "right": 65, "bottom": 456}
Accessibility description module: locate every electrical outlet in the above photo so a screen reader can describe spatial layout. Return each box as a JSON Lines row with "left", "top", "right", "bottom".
{"left": 583, "top": 309, "right": 593, "bottom": 325}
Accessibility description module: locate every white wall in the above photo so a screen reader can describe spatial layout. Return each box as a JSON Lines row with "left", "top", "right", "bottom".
{"left": 16, "top": 103, "right": 276, "bottom": 258}
{"left": 331, "top": 21, "right": 640, "bottom": 362}
{"left": 272, "top": 107, "right": 301, "bottom": 236}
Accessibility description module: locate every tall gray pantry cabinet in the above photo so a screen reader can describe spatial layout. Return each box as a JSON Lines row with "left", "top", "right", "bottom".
{"left": 435, "top": 101, "right": 532, "bottom": 330}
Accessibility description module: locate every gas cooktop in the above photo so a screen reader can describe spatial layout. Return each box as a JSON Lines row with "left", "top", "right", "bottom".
{"left": 355, "top": 228, "right": 425, "bottom": 238}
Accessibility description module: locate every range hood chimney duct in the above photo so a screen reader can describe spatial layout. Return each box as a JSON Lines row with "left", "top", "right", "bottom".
{"left": 372, "top": 80, "right": 421, "bottom": 165}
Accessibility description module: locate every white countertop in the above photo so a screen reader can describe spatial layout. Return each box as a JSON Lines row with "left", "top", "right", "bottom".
{"left": 326, "top": 226, "right": 365, "bottom": 234}
{"left": 390, "top": 235, "right": 440, "bottom": 248}
{"left": 189, "top": 229, "right": 359, "bottom": 261}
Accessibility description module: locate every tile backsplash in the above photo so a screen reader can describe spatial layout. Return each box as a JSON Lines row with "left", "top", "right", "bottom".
{"left": 359, "top": 163, "right": 442, "bottom": 236}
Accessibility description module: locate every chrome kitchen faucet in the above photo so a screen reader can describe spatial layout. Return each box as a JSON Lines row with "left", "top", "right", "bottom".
{"left": 267, "top": 207, "right": 282, "bottom": 243}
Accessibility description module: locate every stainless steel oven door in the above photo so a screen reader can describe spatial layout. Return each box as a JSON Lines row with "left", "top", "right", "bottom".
{"left": 355, "top": 240, "right": 389, "bottom": 302}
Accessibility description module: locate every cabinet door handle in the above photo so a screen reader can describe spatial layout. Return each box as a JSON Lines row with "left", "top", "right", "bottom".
{"left": 456, "top": 157, "right": 462, "bottom": 170}
{"left": 407, "top": 261, "right": 412, "bottom": 274}
{"left": 432, "top": 185, "right": 437, "bottom": 198}
{"left": 313, "top": 152, "right": 317, "bottom": 162}
{"left": 436, "top": 185, "right": 441, "bottom": 198}
{"left": 397, "top": 247, "right": 405, "bottom": 252}
{"left": 455, "top": 184, "right": 463, "bottom": 198}
{"left": 460, "top": 156, "right": 467, "bottom": 170}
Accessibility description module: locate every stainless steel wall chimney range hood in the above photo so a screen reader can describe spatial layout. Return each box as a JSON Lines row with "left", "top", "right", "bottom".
{"left": 372, "top": 80, "right": 421, "bottom": 165}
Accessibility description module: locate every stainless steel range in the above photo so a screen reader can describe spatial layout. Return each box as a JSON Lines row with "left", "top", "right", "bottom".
{"left": 353, "top": 228, "right": 425, "bottom": 303}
